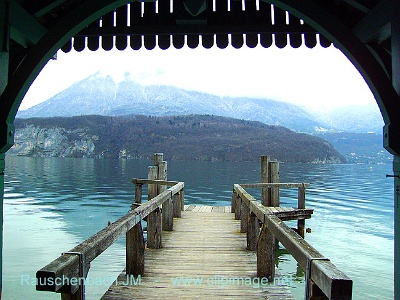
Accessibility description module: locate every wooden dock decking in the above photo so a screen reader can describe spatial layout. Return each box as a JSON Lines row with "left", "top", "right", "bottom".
{"left": 36, "top": 155, "right": 352, "bottom": 300}
{"left": 101, "top": 206, "right": 294, "bottom": 300}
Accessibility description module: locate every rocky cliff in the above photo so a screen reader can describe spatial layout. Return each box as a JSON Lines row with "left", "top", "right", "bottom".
{"left": 9, "top": 115, "right": 347, "bottom": 163}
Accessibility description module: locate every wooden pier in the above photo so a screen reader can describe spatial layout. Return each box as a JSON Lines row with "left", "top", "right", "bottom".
{"left": 36, "top": 154, "right": 352, "bottom": 300}
{"left": 101, "top": 206, "right": 294, "bottom": 300}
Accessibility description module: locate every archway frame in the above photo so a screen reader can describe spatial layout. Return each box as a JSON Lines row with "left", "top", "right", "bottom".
{"left": 0, "top": 0, "right": 399, "bottom": 299}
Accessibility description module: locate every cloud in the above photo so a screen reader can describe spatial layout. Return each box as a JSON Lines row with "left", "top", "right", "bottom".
{"left": 21, "top": 44, "right": 376, "bottom": 112}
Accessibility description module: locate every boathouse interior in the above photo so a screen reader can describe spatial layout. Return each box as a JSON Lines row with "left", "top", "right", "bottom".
{"left": 0, "top": 0, "right": 399, "bottom": 299}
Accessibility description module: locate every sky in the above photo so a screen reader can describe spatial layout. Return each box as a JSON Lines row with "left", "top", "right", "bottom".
{"left": 20, "top": 43, "right": 378, "bottom": 112}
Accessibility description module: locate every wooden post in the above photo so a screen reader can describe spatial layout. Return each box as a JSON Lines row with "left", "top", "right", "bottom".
{"left": 257, "top": 224, "right": 275, "bottom": 282}
{"left": 247, "top": 212, "right": 259, "bottom": 251}
{"left": 126, "top": 222, "right": 145, "bottom": 276}
{"left": 180, "top": 188, "right": 185, "bottom": 211}
{"left": 173, "top": 192, "right": 182, "bottom": 218}
{"left": 231, "top": 190, "right": 237, "bottom": 213}
{"left": 147, "top": 166, "right": 162, "bottom": 249}
{"left": 261, "top": 155, "right": 270, "bottom": 206}
{"left": 234, "top": 193, "right": 241, "bottom": 220}
{"left": 240, "top": 201, "right": 249, "bottom": 233}
{"left": 154, "top": 152, "right": 164, "bottom": 167}
{"left": 134, "top": 184, "right": 143, "bottom": 204}
{"left": 158, "top": 161, "right": 173, "bottom": 231}
{"left": 270, "top": 161, "right": 280, "bottom": 207}
{"left": 298, "top": 183, "right": 306, "bottom": 238}
{"left": 163, "top": 194, "right": 173, "bottom": 231}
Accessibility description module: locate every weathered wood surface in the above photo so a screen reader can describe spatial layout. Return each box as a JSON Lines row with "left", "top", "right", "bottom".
{"left": 234, "top": 184, "right": 313, "bottom": 221}
{"left": 132, "top": 178, "right": 179, "bottom": 186}
{"left": 240, "top": 183, "right": 311, "bottom": 188}
{"left": 36, "top": 182, "right": 184, "bottom": 293}
{"left": 263, "top": 214, "right": 352, "bottom": 299}
{"left": 101, "top": 209, "right": 294, "bottom": 300}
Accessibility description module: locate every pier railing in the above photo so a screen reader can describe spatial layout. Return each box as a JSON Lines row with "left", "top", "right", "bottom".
{"left": 36, "top": 154, "right": 184, "bottom": 299}
{"left": 232, "top": 182, "right": 353, "bottom": 300}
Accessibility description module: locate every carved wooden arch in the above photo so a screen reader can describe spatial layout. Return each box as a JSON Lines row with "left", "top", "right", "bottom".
{"left": 1, "top": 0, "right": 399, "bottom": 154}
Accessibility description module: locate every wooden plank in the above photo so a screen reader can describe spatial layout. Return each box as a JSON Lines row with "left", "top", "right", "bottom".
{"left": 263, "top": 214, "right": 352, "bottom": 299}
{"left": 102, "top": 211, "right": 294, "bottom": 300}
{"left": 234, "top": 184, "right": 313, "bottom": 221}
{"left": 132, "top": 178, "right": 179, "bottom": 186}
{"left": 240, "top": 183, "right": 310, "bottom": 189}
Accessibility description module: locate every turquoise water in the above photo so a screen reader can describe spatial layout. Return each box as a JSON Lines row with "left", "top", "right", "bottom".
{"left": 2, "top": 156, "right": 394, "bottom": 299}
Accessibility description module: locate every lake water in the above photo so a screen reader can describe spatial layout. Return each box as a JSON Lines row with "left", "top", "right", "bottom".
{"left": 2, "top": 156, "right": 394, "bottom": 299}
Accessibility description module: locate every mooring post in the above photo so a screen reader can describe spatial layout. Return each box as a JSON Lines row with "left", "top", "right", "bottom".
{"left": 126, "top": 177, "right": 145, "bottom": 275}
{"left": 173, "top": 192, "right": 182, "bottom": 218}
{"left": 126, "top": 221, "right": 145, "bottom": 276}
{"left": 261, "top": 155, "right": 270, "bottom": 206}
{"left": 247, "top": 212, "right": 259, "bottom": 251}
{"left": 234, "top": 193, "right": 241, "bottom": 220}
{"left": 258, "top": 156, "right": 277, "bottom": 283}
{"left": 269, "top": 161, "right": 280, "bottom": 206}
{"left": 240, "top": 200, "right": 249, "bottom": 233}
{"left": 134, "top": 183, "right": 143, "bottom": 204}
{"left": 157, "top": 159, "right": 173, "bottom": 231}
{"left": 297, "top": 183, "right": 306, "bottom": 238}
{"left": 147, "top": 165, "right": 162, "bottom": 249}
{"left": 231, "top": 190, "right": 237, "bottom": 213}
{"left": 257, "top": 224, "right": 275, "bottom": 281}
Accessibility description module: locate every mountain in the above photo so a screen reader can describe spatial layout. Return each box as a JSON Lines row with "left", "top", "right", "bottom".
{"left": 316, "top": 132, "right": 391, "bottom": 164}
{"left": 9, "top": 115, "right": 346, "bottom": 163}
{"left": 314, "top": 104, "right": 384, "bottom": 134}
{"left": 17, "top": 73, "right": 328, "bottom": 133}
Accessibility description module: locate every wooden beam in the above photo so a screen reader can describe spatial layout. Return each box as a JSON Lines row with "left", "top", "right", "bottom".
{"left": 263, "top": 214, "right": 352, "bottom": 299}
{"left": 9, "top": 0, "right": 47, "bottom": 47}
{"left": 36, "top": 184, "right": 181, "bottom": 293}
{"left": 132, "top": 178, "right": 179, "bottom": 186}
{"left": 33, "top": 0, "right": 69, "bottom": 17}
{"left": 233, "top": 184, "right": 313, "bottom": 221}
{"left": 352, "top": 0, "right": 395, "bottom": 43}
{"left": 240, "top": 183, "right": 310, "bottom": 188}
{"left": 76, "top": 22, "right": 316, "bottom": 37}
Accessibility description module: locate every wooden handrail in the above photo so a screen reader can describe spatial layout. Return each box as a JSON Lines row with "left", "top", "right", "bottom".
{"left": 131, "top": 178, "right": 179, "bottom": 186}
{"left": 233, "top": 184, "right": 352, "bottom": 300}
{"left": 240, "top": 183, "right": 310, "bottom": 188}
{"left": 36, "top": 181, "right": 184, "bottom": 294}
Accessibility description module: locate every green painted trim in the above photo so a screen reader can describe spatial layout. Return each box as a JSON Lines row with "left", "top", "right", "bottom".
{"left": 0, "top": 152, "right": 4, "bottom": 297}
{"left": 0, "top": 0, "right": 8, "bottom": 52}
{"left": 9, "top": 0, "right": 47, "bottom": 47}
{"left": 352, "top": 0, "right": 394, "bottom": 43}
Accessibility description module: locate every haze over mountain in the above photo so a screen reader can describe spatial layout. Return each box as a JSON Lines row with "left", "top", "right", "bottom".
{"left": 17, "top": 73, "right": 383, "bottom": 133}
{"left": 16, "top": 73, "right": 390, "bottom": 163}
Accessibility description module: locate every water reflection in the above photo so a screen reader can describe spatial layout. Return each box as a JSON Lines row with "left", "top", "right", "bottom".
{"left": 3, "top": 157, "right": 394, "bottom": 299}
